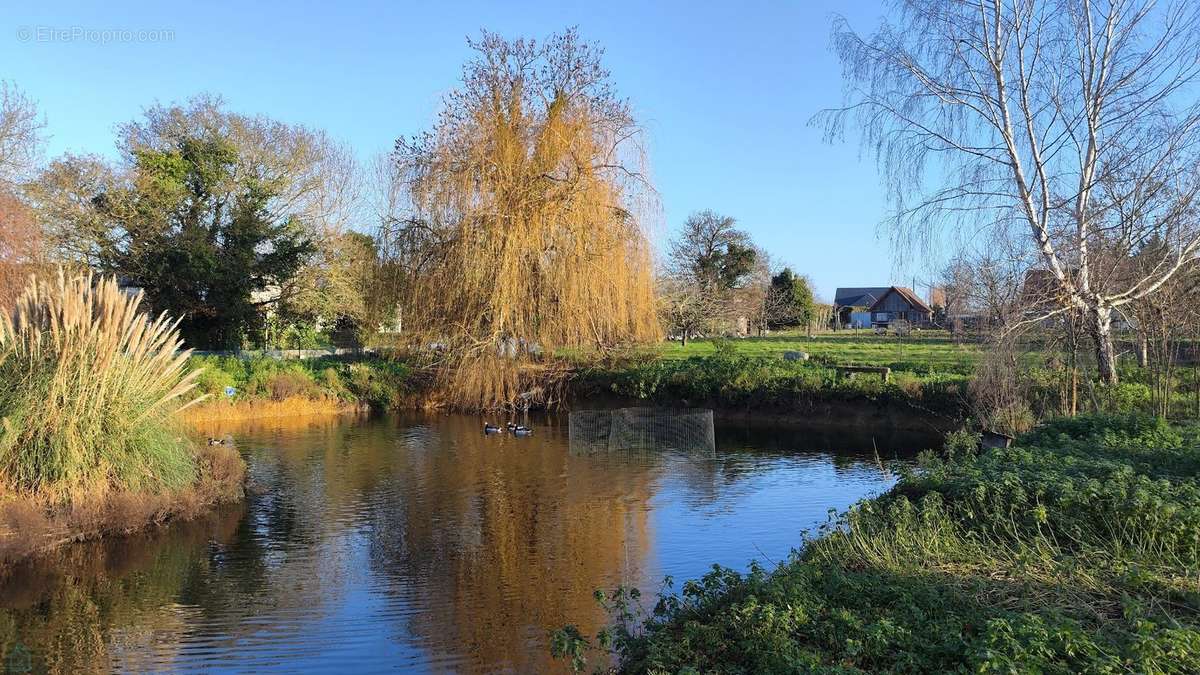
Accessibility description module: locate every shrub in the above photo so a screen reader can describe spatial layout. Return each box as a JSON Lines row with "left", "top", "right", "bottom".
{"left": 344, "top": 360, "right": 412, "bottom": 409}
{"left": 263, "top": 370, "right": 319, "bottom": 401}
{"left": 1095, "top": 381, "right": 1154, "bottom": 415}
{"left": 0, "top": 272, "right": 203, "bottom": 498}
{"left": 193, "top": 359, "right": 238, "bottom": 398}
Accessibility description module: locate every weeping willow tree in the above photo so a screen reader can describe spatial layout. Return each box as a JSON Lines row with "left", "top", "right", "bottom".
{"left": 383, "top": 29, "right": 660, "bottom": 409}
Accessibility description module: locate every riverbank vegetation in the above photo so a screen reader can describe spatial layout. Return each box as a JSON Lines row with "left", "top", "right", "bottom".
{"left": 575, "top": 328, "right": 1200, "bottom": 425}
{"left": 0, "top": 273, "right": 243, "bottom": 566}
{"left": 181, "top": 353, "right": 416, "bottom": 422}
{"left": 576, "top": 337, "right": 971, "bottom": 420}
{"left": 654, "top": 331, "right": 979, "bottom": 372}
{"left": 178, "top": 328, "right": 1195, "bottom": 428}
{"left": 554, "top": 414, "right": 1200, "bottom": 672}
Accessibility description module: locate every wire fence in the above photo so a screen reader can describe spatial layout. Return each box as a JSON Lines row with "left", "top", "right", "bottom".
{"left": 568, "top": 407, "right": 715, "bottom": 455}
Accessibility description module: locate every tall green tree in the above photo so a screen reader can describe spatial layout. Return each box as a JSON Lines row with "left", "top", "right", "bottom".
{"left": 104, "top": 135, "right": 314, "bottom": 348}
{"left": 668, "top": 210, "right": 757, "bottom": 292}
{"left": 31, "top": 96, "right": 356, "bottom": 349}
{"left": 768, "top": 267, "right": 815, "bottom": 329}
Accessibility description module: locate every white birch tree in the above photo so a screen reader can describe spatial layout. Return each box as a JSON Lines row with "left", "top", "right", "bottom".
{"left": 822, "top": 0, "right": 1200, "bottom": 383}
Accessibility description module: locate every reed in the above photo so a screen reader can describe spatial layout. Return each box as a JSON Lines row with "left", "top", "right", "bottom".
{"left": 179, "top": 395, "right": 359, "bottom": 424}
{"left": 0, "top": 271, "right": 204, "bottom": 499}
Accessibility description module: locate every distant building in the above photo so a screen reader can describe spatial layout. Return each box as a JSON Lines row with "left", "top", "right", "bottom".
{"left": 1019, "top": 268, "right": 1082, "bottom": 312}
{"left": 835, "top": 286, "right": 933, "bottom": 328}
{"left": 833, "top": 287, "right": 890, "bottom": 328}
{"left": 250, "top": 285, "right": 282, "bottom": 306}
{"left": 1020, "top": 269, "right": 1079, "bottom": 326}
{"left": 115, "top": 276, "right": 143, "bottom": 299}
{"left": 867, "top": 286, "right": 933, "bottom": 327}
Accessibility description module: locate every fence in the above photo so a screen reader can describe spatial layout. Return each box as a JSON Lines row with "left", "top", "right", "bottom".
{"left": 568, "top": 407, "right": 715, "bottom": 455}
{"left": 189, "top": 347, "right": 377, "bottom": 360}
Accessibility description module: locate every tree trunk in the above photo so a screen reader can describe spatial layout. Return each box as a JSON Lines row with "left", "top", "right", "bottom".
{"left": 1070, "top": 365, "right": 1078, "bottom": 416}
{"left": 1090, "top": 305, "right": 1119, "bottom": 385}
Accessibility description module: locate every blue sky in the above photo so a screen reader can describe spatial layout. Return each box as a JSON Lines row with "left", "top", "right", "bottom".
{"left": 1, "top": 0, "right": 924, "bottom": 301}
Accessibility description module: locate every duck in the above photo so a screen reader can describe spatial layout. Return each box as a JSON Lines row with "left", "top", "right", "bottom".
{"left": 207, "top": 437, "right": 228, "bottom": 446}
{"left": 511, "top": 426, "right": 534, "bottom": 437}
{"left": 484, "top": 424, "right": 503, "bottom": 434}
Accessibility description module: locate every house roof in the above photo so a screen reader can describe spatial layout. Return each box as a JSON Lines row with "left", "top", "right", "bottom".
{"left": 834, "top": 287, "right": 890, "bottom": 308}
{"left": 868, "top": 286, "right": 933, "bottom": 314}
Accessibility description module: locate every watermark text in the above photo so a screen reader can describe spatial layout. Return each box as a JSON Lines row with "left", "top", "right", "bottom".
{"left": 16, "top": 25, "right": 175, "bottom": 44}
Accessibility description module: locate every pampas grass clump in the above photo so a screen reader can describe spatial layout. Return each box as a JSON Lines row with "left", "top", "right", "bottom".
{"left": 0, "top": 271, "right": 204, "bottom": 498}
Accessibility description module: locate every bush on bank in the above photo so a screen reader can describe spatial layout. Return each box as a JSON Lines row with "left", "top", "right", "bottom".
{"left": 555, "top": 414, "right": 1200, "bottom": 673}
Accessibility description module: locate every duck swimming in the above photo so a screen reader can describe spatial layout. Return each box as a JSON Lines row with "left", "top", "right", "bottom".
{"left": 511, "top": 426, "right": 533, "bottom": 437}
{"left": 207, "top": 437, "right": 228, "bottom": 446}
{"left": 484, "top": 424, "right": 503, "bottom": 434}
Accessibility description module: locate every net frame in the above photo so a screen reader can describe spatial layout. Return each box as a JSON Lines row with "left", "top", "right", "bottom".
{"left": 568, "top": 407, "right": 715, "bottom": 454}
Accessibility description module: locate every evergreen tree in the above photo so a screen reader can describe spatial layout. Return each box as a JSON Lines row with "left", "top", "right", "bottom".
{"left": 768, "top": 268, "right": 815, "bottom": 329}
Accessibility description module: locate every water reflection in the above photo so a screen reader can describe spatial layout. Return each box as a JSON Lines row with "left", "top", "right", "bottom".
{"left": 0, "top": 412, "right": 935, "bottom": 673}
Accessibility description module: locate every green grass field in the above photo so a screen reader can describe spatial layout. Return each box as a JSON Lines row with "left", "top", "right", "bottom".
{"left": 653, "top": 330, "right": 982, "bottom": 374}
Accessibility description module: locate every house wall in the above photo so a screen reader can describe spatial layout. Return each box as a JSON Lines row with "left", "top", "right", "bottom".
{"left": 876, "top": 292, "right": 914, "bottom": 313}
{"left": 849, "top": 311, "right": 871, "bottom": 328}
{"left": 872, "top": 291, "right": 932, "bottom": 326}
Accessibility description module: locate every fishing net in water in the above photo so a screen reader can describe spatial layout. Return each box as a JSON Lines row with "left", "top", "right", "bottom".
{"left": 568, "top": 407, "right": 715, "bottom": 454}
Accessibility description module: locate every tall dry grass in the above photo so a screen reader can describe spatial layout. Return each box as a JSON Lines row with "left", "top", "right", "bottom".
{"left": 0, "top": 271, "right": 204, "bottom": 499}
{"left": 179, "top": 395, "right": 359, "bottom": 425}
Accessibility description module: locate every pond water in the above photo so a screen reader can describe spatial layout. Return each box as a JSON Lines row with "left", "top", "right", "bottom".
{"left": 0, "top": 412, "right": 939, "bottom": 673}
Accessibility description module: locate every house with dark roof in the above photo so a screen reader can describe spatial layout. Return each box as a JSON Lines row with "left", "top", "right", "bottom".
{"left": 833, "top": 287, "right": 890, "bottom": 327}
{"left": 868, "top": 286, "right": 933, "bottom": 327}
{"left": 834, "top": 286, "right": 933, "bottom": 328}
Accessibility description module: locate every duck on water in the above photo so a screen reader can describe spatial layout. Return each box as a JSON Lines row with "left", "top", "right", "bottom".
{"left": 482, "top": 423, "right": 533, "bottom": 436}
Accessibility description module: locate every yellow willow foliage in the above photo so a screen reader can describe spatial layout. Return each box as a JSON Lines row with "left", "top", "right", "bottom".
{"left": 393, "top": 30, "right": 660, "bottom": 409}
{"left": 0, "top": 270, "right": 204, "bottom": 498}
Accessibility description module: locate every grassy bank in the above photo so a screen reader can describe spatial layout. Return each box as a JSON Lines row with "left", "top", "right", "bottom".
{"left": 576, "top": 332, "right": 1194, "bottom": 425}
{"left": 0, "top": 443, "right": 244, "bottom": 566}
{"left": 554, "top": 414, "right": 1200, "bottom": 673}
{"left": 184, "top": 337, "right": 972, "bottom": 422}
{"left": 655, "top": 331, "right": 980, "bottom": 374}
{"left": 181, "top": 333, "right": 1191, "bottom": 425}
{"left": 182, "top": 354, "right": 416, "bottom": 422}
{"left": 575, "top": 338, "right": 972, "bottom": 419}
